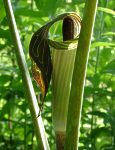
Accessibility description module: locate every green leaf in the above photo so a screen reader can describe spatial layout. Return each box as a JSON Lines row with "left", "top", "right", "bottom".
{"left": 0, "top": 75, "right": 11, "bottom": 85}
{"left": 102, "top": 59, "right": 115, "bottom": 74}
{"left": 0, "top": 28, "right": 12, "bottom": 42}
{"left": 98, "top": 7, "right": 115, "bottom": 16}
{"left": 102, "top": 32, "right": 115, "bottom": 36}
{"left": 91, "top": 127, "right": 111, "bottom": 138}
{"left": 0, "top": 0, "right": 6, "bottom": 22}
{"left": 91, "top": 42, "right": 115, "bottom": 48}
{"left": 92, "top": 74, "right": 100, "bottom": 88}
{"left": 100, "top": 144, "right": 114, "bottom": 150}
{"left": 14, "top": 7, "right": 44, "bottom": 18}
{"left": 88, "top": 111, "right": 107, "bottom": 118}
{"left": 34, "top": 0, "right": 64, "bottom": 16}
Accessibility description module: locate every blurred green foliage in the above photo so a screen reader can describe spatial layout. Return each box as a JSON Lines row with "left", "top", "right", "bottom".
{"left": 0, "top": 0, "right": 115, "bottom": 149}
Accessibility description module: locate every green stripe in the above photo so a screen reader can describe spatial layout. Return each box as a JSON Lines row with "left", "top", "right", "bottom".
{"left": 48, "top": 39, "right": 78, "bottom": 50}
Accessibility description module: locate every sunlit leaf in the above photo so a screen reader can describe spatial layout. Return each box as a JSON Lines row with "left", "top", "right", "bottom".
{"left": 91, "top": 42, "right": 115, "bottom": 48}
{"left": 98, "top": 7, "right": 115, "bottom": 16}
{"left": 0, "top": 0, "right": 6, "bottom": 22}
{"left": 102, "top": 32, "right": 115, "bottom": 36}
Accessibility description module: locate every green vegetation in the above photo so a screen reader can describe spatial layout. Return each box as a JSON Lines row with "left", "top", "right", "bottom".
{"left": 0, "top": 0, "right": 115, "bottom": 150}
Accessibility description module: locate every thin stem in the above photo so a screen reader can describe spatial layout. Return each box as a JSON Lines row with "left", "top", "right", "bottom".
{"left": 3, "top": 0, "right": 50, "bottom": 149}
{"left": 95, "top": 0, "right": 108, "bottom": 74}
{"left": 24, "top": 108, "right": 27, "bottom": 150}
{"left": 91, "top": 1, "right": 108, "bottom": 148}
{"left": 31, "top": 129, "right": 34, "bottom": 150}
{"left": 64, "top": 0, "right": 98, "bottom": 149}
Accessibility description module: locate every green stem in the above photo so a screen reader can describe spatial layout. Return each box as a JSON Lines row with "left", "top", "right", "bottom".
{"left": 91, "top": 1, "right": 108, "bottom": 148}
{"left": 24, "top": 108, "right": 27, "bottom": 150}
{"left": 64, "top": 0, "right": 98, "bottom": 149}
{"left": 3, "top": 0, "right": 50, "bottom": 149}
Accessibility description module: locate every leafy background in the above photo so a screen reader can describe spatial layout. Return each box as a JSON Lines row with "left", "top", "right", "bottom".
{"left": 0, "top": 0, "right": 115, "bottom": 149}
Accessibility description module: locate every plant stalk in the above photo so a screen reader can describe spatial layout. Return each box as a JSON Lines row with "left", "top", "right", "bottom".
{"left": 3, "top": 0, "right": 50, "bottom": 149}
{"left": 64, "top": 0, "right": 98, "bottom": 149}
{"left": 91, "top": 2, "right": 107, "bottom": 147}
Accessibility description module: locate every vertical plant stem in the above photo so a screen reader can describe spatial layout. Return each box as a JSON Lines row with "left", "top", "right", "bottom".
{"left": 31, "top": 129, "right": 34, "bottom": 150}
{"left": 3, "top": 0, "right": 50, "bottom": 149}
{"left": 24, "top": 108, "right": 27, "bottom": 150}
{"left": 91, "top": 10, "right": 104, "bottom": 149}
{"left": 65, "top": 0, "right": 98, "bottom": 149}
{"left": 91, "top": 1, "right": 108, "bottom": 148}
